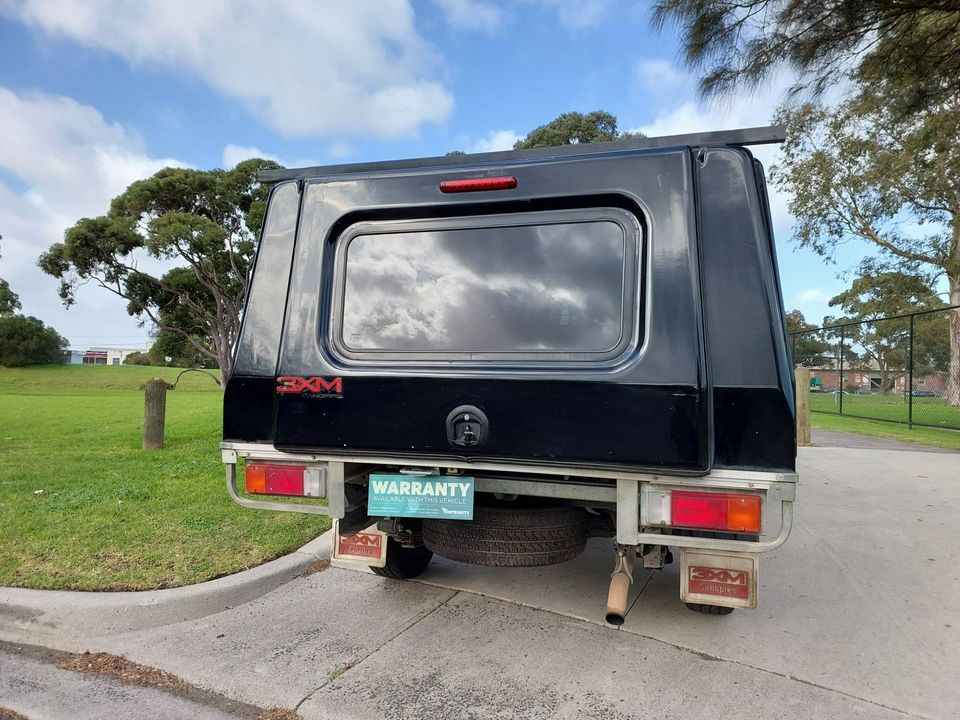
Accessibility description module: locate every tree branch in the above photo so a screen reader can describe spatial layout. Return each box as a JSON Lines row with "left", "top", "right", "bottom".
{"left": 91, "top": 276, "right": 218, "bottom": 362}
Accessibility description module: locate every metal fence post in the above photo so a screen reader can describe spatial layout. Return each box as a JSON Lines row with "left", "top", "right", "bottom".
{"left": 838, "top": 325, "right": 845, "bottom": 416}
{"left": 908, "top": 313, "right": 914, "bottom": 428}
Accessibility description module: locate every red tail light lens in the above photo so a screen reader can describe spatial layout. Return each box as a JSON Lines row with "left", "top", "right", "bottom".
{"left": 439, "top": 176, "right": 517, "bottom": 193}
{"left": 671, "top": 491, "right": 726, "bottom": 530}
{"left": 245, "top": 464, "right": 305, "bottom": 496}
{"left": 670, "top": 491, "right": 761, "bottom": 533}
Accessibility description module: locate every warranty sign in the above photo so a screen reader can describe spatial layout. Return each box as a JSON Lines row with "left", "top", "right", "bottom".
{"left": 368, "top": 474, "right": 474, "bottom": 520}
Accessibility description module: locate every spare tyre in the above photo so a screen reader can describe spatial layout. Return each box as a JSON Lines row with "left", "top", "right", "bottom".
{"left": 422, "top": 504, "right": 589, "bottom": 567}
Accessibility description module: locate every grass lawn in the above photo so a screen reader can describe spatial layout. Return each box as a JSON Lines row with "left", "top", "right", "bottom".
{"left": 0, "top": 365, "right": 330, "bottom": 591}
{"left": 809, "top": 391, "right": 960, "bottom": 428}
{"left": 811, "top": 411, "right": 960, "bottom": 451}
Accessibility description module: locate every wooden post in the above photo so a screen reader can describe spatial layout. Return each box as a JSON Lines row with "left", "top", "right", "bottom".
{"left": 795, "top": 366, "right": 811, "bottom": 447}
{"left": 143, "top": 378, "right": 167, "bottom": 450}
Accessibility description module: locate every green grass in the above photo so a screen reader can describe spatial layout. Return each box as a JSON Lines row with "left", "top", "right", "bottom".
{"left": 809, "top": 391, "right": 960, "bottom": 428}
{"left": 0, "top": 365, "right": 330, "bottom": 591}
{"left": 811, "top": 411, "right": 960, "bottom": 451}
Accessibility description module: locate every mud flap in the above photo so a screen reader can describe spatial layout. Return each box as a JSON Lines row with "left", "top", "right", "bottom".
{"left": 680, "top": 549, "right": 759, "bottom": 609}
{"left": 331, "top": 520, "right": 387, "bottom": 568}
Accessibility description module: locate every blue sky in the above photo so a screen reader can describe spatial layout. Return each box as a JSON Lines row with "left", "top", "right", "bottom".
{"left": 0, "top": 0, "right": 862, "bottom": 348}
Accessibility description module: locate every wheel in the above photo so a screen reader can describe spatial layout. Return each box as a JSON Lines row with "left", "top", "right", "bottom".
{"left": 422, "top": 503, "right": 589, "bottom": 567}
{"left": 685, "top": 602, "right": 735, "bottom": 615}
{"left": 370, "top": 539, "right": 434, "bottom": 579}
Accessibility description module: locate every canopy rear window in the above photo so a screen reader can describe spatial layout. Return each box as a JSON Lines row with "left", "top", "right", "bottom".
{"left": 330, "top": 208, "right": 641, "bottom": 363}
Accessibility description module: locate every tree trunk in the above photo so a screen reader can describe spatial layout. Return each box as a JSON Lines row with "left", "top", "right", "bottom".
{"left": 880, "top": 366, "right": 890, "bottom": 395}
{"left": 218, "top": 334, "right": 233, "bottom": 388}
{"left": 948, "top": 274, "right": 960, "bottom": 407}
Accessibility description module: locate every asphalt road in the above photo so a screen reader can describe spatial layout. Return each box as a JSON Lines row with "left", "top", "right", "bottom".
{"left": 2, "top": 443, "right": 958, "bottom": 719}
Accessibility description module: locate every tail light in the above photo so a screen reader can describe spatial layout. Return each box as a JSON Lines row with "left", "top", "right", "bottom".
{"left": 642, "top": 487, "right": 762, "bottom": 533}
{"left": 245, "top": 463, "right": 324, "bottom": 497}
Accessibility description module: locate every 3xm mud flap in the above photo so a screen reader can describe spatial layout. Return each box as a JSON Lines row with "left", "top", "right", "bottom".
{"left": 331, "top": 520, "right": 387, "bottom": 568}
{"left": 680, "top": 549, "right": 759, "bottom": 609}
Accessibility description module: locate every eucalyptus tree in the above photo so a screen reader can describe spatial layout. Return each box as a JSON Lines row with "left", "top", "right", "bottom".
{"left": 39, "top": 159, "right": 280, "bottom": 383}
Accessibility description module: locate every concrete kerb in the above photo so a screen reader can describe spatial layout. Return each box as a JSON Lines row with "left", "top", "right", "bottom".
{"left": 0, "top": 530, "right": 332, "bottom": 647}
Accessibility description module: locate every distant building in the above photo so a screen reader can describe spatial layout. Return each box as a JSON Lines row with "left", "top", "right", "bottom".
{"left": 808, "top": 365, "right": 948, "bottom": 395}
{"left": 67, "top": 347, "right": 145, "bottom": 366}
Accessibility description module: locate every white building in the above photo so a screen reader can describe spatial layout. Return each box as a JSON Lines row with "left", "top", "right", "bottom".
{"left": 67, "top": 347, "right": 146, "bottom": 365}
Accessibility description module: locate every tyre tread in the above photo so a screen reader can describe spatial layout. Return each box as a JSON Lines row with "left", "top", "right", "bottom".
{"left": 685, "top": 602, "right": 736, "bottom": 615}
{"left": 369, "top": 540, "right": 433, "bottom": 579}
{"left": 423, "top": 504, "right": 589, "bottom": 567}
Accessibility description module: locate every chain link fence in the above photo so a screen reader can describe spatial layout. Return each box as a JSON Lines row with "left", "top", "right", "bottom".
{"left": 790, "top": 305, "right": 960, "bottom": 430}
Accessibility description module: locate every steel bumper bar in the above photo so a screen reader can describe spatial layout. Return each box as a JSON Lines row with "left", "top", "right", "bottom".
{"left": 220, "top": 442, "right": 797, "bottom": 552}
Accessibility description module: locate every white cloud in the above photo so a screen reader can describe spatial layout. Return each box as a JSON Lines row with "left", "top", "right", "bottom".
{"left": 533, "top": 0, "right": 612, "bottom": 29}
{"left": 630, "top": 98, "right": 781, "bottom": 141}
{"left": 432, "top": 0, "right": 504, "bottom": 32}
{"left": 3, "top": 0, "right": 454, "bottom": 139}
{"left": 467, "top": 129, "right": 522, "bottom": 153}
{"left": 633, "top": 58, "right": 687, "bottom": 103}
{"left": 792, "top": 286, "right": 841, "bottom": 322}
{"left": 222, "top": 145, "right": 280, "bottom": 169}
{"left": 434, "top": 0, "right": 611, "bottom": 33}
{"left": 0, "top": 87, "right": 184, "bottom": 346}
{"left": 630, "top": 64, "right": 788, "bottom": 139}
{"left": 797, "top": 288, "right": 829, "bottom": 304}
{"left": 327, "top": 141, "right": 355, "bottom": 160}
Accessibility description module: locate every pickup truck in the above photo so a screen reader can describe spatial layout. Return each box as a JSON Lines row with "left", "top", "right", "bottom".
{"left": 221, "top": 126, "right": 797, "bottom": 623}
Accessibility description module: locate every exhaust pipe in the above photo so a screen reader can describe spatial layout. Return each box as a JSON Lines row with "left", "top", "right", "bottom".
{"left": 605, "top": 547, "right": 635, "bottom": 626}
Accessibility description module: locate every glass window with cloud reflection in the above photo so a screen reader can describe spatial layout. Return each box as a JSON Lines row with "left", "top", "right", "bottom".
{"left": 341, "top": 221, "right": 628, "bottom": 353}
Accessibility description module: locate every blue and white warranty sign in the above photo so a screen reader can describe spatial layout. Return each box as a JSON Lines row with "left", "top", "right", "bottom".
{"left": 367, "top": 474, "right": 474, "bottom": 520}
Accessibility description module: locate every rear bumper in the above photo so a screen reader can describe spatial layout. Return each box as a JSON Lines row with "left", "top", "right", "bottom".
{"left": 221, "top": 441, "right": 796, "bottom": 554}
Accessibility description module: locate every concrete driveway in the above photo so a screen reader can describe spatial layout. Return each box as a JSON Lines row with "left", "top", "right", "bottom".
{"left": 2, "top": 444, "right": 958, "bottom": 719}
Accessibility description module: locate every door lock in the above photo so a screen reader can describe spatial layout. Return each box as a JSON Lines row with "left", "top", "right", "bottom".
{"left": 446, "top": 405, "right": 489, "bottom": 448}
